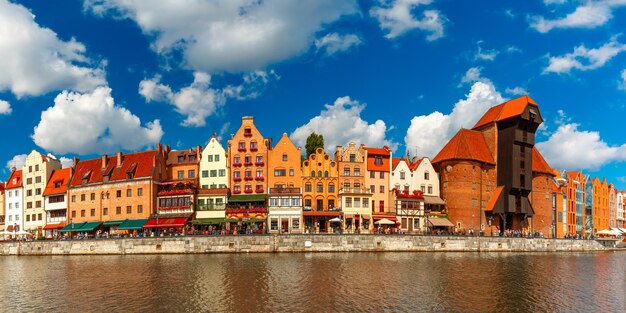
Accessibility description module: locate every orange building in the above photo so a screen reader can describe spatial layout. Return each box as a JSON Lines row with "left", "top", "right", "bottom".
{"left": 363, "top": 146, "right": 392, "bottom": 217}
{"left": 302, "top": 147, "right": 339, "bottom": 233}
{"left": 228, "top": 116, "right": 270, "bottom": 195}
{"left": 591, "top": 177, "right": 609, "bottom": 233}
{"left": 566, "top": 171, "right": 587, "bottom": 236}
{"left": 42, "top": 168, "right": 72, "bottom": 236}
{"left": 268, "top": 133, "right": 301, "bottom": 189}
{"left": 67, "top": 147, "right": 168, "bottom": 234}
{"left": 336, "top": 143, "right": 372, "bottom": 232}
{"left": 156, "top": 147, "right": 201, "bottom": 223}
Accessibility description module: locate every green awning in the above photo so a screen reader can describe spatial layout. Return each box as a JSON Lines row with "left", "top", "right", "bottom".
{"left": 228, "top": 194, "right": 267, "bottom": 203}
{"left": 192, "top": 218, "right": 225, "bottom": 225}
{"left": 244, "top": 218, "right": 266, "bottom": 223}
{"left": 74, "top": 222, "right": 102, "bottom": 232}
{"left": 117, "top": 219, "right": 148, "bottom": 230}
{"left": 224, "top": 218, "right": 240, "bottom": 223}
{"left": 58, "top": 222, "right": 85, "bottom": 232}
{"left": 103, "top": 220, "right": 125, "bottom": 226}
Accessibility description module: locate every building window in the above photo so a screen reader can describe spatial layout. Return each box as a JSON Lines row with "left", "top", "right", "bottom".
{"left": 127, "top": 206, "right": 132, "bottom": 214}
{"left": 27, "top": 202, "right": 32, "bottom": 209}
{"left": 219, "top": 169, "right": 226, "bottom": 177}
{"left": 311, "top": 171, "right": 315, "bottom": 177}
{"left": 379, "top": 201, "right": 384, "bottom": 212}
{"left": 363, "top": 198, "right": 369, "bottom": 208}
{"left": 72, "top": 211, "right": 76, "bottom": 218}
{"left": 346, "top": 197, "right": 352, "bottom": 207}
{"left": 354, "top": 198, "right": 361, "bottom": 208}
{"left": 421, "top": 185, "right": 425, "bottom": 192}
{"left": 234, "top": 171, "right": 240, "bottom": 178}
{"left": 425, "top": 171, "right": 430, "bottom": 180}
{"left": 26, "top": 178, "right": 32, "bottom": 184}
{"left": 238, "top": 142, "right": 246, "bottom": 150}
{"left": 35, "top": 165, "right": 39, "bottom": 171}
{"left": 250, "top": 141, "right": 258, "bottom": 150}
{"left": 316, "top": 183, "right": 323, "bottom": 192}
{"left": 256, "top": 170, "right": 263, "bottom": 177}
{"left": 215, "top": 154, "right": 220, "bottom": 162}
{"left": 189, "top": 170, "right": 196, "bottom": 178}
{"left": 116, "top": 207, "right": 121, "bottom": 215}
{"left": 35, "top": 188, "right": 41, "bottom": 195}
{"left": 234, "top": 185, "right": 241, "bottom": 193}
{"left": 344, "top": 167, "right": 350, "bottom": 176}
{"left": 349, "top": 154, "right": 356, "bottom": 162}
{"left": 370, "top": 171, "right": 375, "bottom": 179}
{"left": 289, "top": 169, "right": 295, "bottom": 176}
{"left": 207, "top": 155, "right": 213, "bottom": 162}
{"left": 116, "top": 190, "right": 122, "bottom": 198}
{"left": 370, "top": 185, "right": 375, "bottom": 193}
{"left": 127, "top": 189, "right": 132, "bottom": 197}
{"left": 81, "top": 194, "right": 86, "bottom": 201}
{"left": 245, "top": 156, "right": 252, "bottom": 164}
{"left": 256, "top": 156, "right": 263, "bottom": 163}
{"left": 35, "top": 176, "right": 41, "bottom": 183}
{"left": 282, "top": 154, "right": 288, "bottom": 161}
{"left": 72, "top": 195, "right": 76, "bottom": 203}
{"left": 138, "top": 188, "right": 143, "bottom": 196}
{"left": 400, "top": 171, "right": 405, "bottom": 180}
{"left": 374, "top": 156, "right": 382, "bottom": 165}
{"left": 91, "top": 209, "right": 95, "bottom": 217}
{"left": 29, "top": 166, "right": 32, "bottom": 173}
{"left": 354, "top": 183, "right": 360, "bottom": 189}
{"left": 379, "top": 185, "right": 384, "bottom": 193}
{"left": 354, "top": 168, "right": 360, "bottom": 176}
{"left": 234, "top": 156, "right": 241, "bottom": 164}
{"left": 81, "top": 210, "right": 85, "bottom": 217}
{"left": 27, "top": 190, "right": 32, "bottom": 196}
{"left": 26, "top": 215, "right": 30, "bottom": 222}
{"left": 379, "top": 172, "right": 384, "bottom": 179}
{"left": 328, "top": 184, "right": 335, "bottom": 193}
{"left": 428, "top": 185, "right": 433, "bottom": 194}
{"left": 103, "top": 208, "right": 108, "bottom": 216}
{"left": 36, "top": 200, "right": 41, "bottom": 208}
{"left": 209, "top": 170, "right": 217, "bottom": 177}
{"left": 178, "top": 156, "right": 185, "bottom": 163}
{"left": 245, "top": 171, "right": 252, "bottom": 178}
{"left": 305, "top": 183, "right": 312, "bottom": 192}
{"left": 178, "top": 170, "right": 184, "bottom": 179}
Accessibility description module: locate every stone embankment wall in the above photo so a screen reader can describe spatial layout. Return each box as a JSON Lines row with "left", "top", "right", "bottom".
{"left": 0, "top": 235, "right": 610, "bottom": 256}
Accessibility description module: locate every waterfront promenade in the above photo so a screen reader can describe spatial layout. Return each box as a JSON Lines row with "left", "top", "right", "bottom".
{"left": 0, "top": 234, "right": 614, "bottom": 255}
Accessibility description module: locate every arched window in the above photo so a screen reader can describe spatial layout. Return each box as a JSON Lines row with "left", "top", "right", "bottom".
{"left": 318, "top": 171, "right": 322, "bottom": 177}
{"left": 324, "top": 171, "right": 329, "bottom": 177}
{"left": 311, "top": 171, "right": 315, "bottom": 177}
{"left": 316, "top": 183, "right": 323, "bottom": 192}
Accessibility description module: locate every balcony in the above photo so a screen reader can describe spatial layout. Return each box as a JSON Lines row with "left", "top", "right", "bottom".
{"left": 238, "top": 148, "right": 246, "bottom": 152}
{"left": 250, "top": 147, "right": 258, "bottom": 152}
{"left": 255, "top": 176, "right": 264, "bottom": 181}
{"left": 244, "top": 162, "right": 253, "bottom": 166}
{"left": 244, "top": 176, "right": 254, "bottom": 181}
{"left": 197, "top": 204, "right": 226, "bottom": 211}
{"left": 269, "top": 187, "right": 301, "bottom": 195}
{"left": 254, "top": 161, "right": 264, "bottom": 166}
{"left": 233, "top": 162, "right": 242, "bottom": 167}
{"left": 339, "top": 188, "right": 374, "bottom": 195}
{"left": 233, "top": 177, "right": 242, "bottom": 182}
{"left": 158, "top": 205, "right": 193, "bottom": 214}
{"left": 225, "top": 207, "right": 267, "bottom": 214}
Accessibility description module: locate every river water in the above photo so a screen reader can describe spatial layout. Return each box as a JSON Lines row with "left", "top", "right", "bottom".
{"left": 0, "top": 252, "right": 624, "bottom": 312}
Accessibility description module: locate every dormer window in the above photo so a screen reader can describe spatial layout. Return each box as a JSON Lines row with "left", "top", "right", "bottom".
{"left": 178, "top": 155, "right": 185, "bottom": 163}
{"left": 374, "top": 156, "right": 382, "bottom": 165}
{"left": 82, "top": 170, "right": 92, "bottom": 184}
{"left": 54, "top": 180, "right": 62, "bottom": 188}
{"left": 189, "top": 155, "right": 196, "bottom": 162}
{"left": 126, "top": 162, "right": 138, "bottom": 179}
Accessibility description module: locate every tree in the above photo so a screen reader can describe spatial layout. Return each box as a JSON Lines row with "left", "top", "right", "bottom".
{"left": 305, "top": 132, "right": 324, "bottom": 157}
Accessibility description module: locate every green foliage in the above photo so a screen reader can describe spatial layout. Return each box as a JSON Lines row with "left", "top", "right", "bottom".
{"left": 305, "top": 132, "right": 324, "bottom": 157}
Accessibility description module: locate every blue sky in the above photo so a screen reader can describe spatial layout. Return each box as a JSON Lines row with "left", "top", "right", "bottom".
{"left": 1, "top": 0, "right": 625, "bottom": 189}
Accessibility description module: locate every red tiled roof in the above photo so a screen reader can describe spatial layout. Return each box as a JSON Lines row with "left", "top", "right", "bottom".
{"left": 473, "top": 96, "right": 538, "bottom": 129}
{"left": 485, "top": 186, "right": 504, "bottom": 212}
{"left": 71, "top": 151, "right": 157, "bottom": 187}
{"left": 363, "top": 146, "right": 391, "bottom": 156}
{"left": 409, "top": 158, "right": 423, "bottom": 171}
{"left": 5, "top": 170, "right": 23, "bottom": 189}
{"left": 532, "top": 147, "right": 554, "bottom": 176}
{"left": 432, "top": 129, "right": 495, "bottom": 165}
{"left": 43, "top": 168, "right": 72, "bottom": 196}
{"left": 167, "top": 148, "right": 200, "bottom": 165}
{"left": 392, "top": 158, "right": 402, "bottom": 170}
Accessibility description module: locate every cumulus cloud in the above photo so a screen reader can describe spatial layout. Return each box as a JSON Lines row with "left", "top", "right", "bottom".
{"left": 544, "top": 37, "right": 626, "bottom": 74}
{"left": 84, "top": 0, "right": 358, "bottom": 72}
{"left": 370, "top": 0, "right": 446, "bottom": 40}
{"left": 459, "top": 66, "right": 487, "bottom": 86}
{"left": 6, "top": 154, "right": 27, "bottom": 171}
{"left": 32, "top": 87, "right": 163, "bottom": 155}
{"left": 530, "top": 1, "right": 626, "bottom": 33}
{"left": 140, "top": 71, "right": 277, "bottom": 127}
{"left": 0, "top": 100, "right": 11, "bottom": 115}
{"left": 315, "top": 33, "right": 362, "bottom": 56}
{"left": 505, "top": 86, "right": 528, "bottom": 96}
{"left": 0, "top": 0, "right": 105, "bottom": 97}
{"left": 406, "top": 74, "right": 505, "bottom": 158}
{"left": 474, "top": 41, "right": 499, "bottom": 61}
{"left": 536, "top": 112, "right": 626, "bottom": 171}
{"left": 290, "top": 96, "right": 396, "bottom": 152}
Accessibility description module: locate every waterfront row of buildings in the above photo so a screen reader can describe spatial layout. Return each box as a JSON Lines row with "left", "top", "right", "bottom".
{"left": 0, "top": 96, "right": 624, "bottom": 238}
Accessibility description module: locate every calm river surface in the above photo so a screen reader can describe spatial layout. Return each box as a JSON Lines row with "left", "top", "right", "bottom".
{"left": 0, "top": 252, "right": 624, "bottom": 312}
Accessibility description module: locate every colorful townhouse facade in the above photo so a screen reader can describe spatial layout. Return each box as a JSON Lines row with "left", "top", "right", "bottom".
{"left": 0, "top": 182, "right": 5, "bottom": 231}
{"left": 336, "top": 142, "right": 372, "bottom": 232}
{"left": 42, "top": 168, "right": 71, "bottom": 237}
{"left": 5, "top": 169, "right": 23, "bottom": 233}
{"left": 195, "top": 135, "right": 229, "bottom": 230}
{"left": 591, "top": 178, "right": 609, "bottom": 233}
{"left": 267, "top": 133, "right": 303, "bottom": 233}
{"left": 565, "top": 171, "right": 587, "bottom": 236}
{"left": 302, "top": 147, "right": 339, "bottom": 233}
{"left": 364, "top": 146, "right": 392, "bottom": 220}
{"left": 66, "top": 148, "right": 168, "bottom": 234}
{"left": 608, "top": 184, "right": 617, "bottom": 229}
{"left": 23, "top": 150, "right": 61, "bottom": 237}
{"left": 156, "top": 146, "right": 200, "bottom": 225}
{"left": 228, "top": 116, "right": 270, "bottom": 196}
{"left": 617, "top": 191, "right": 625, "bottom": 228}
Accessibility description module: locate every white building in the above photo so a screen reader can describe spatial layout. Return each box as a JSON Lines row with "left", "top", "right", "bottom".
{"left": 410, "top": 157, "right": 445, "bottom": 212}
{"left": 0, "top": 182, "right": 5, "bottom": 231}
{"left": 617, "top": 191, "right": 625, "bottom": 229}
{"left": 43, "top": 168, "right": 71, "bottom": 238}
{"left": 199, "top": 135, "right": 228, "bottom": 189}
{"left": 23, "top": 150, "right": 61, "bottom": 237}
{"left": 5, "top": 169, "right": 23, "bottom": 235}
{"left": 391, "top": 158, "right": 413, "bottom": 192}
{"left": 268, "top": 187, "right": 303, "bottom": 234}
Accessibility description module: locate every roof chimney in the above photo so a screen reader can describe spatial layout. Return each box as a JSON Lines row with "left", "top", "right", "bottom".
{"left": 196, "top": 145, "right": 202, "bottom": 161}
{"left": 101, "top": 154, "right": 107, "bottom": 169}
{"left": 73, "top": 156, "right": 80, "bottom": 167}
{"left": 117, "top": 151, "right": 123, "bottom": 167}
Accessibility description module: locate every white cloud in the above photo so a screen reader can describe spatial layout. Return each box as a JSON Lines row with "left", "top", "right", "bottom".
{"left": 544, "top": 37, "right": 626, "bottom": 74}
{"left": 536, "top": 113, "right": 626, "bottom": 171}
{"left": 405, "top": 79, "right": 505, "bottom": 158}
{"left": 459, "top": 66, "right": 486, "bottom": 86}
{"left": 32, "top": 87, "right": 163, "bottom": 155}
{"left": 315, "top": 33, "right": 362, "bottom": 56}
{"left": 0, "top": 0, "right": 105, "bottom": 97}
{"left": 619, "top": 68, "right": 626, "bottom": 91}
{"left": 474, "top": 41, "right": 499, "bottom": 61}
{"left": 84, "top": 0, "right": 358, "bottom": 73}
{"left": 290, "top": 96, "right": 396, "bottom": 152}
{"left": 6, "top": 154, "right": 27, "bottom": 171}
{"left": 543, "top": 0, "right": 566, "bottom": 4}
{"left": 0, "top": 99, "right": 11, "bottom": 115}
{"left": 505, "top": 45, "right": 522, "bottom": 54}
{"left": 505, "top": 86, "right": 528, "bottom": 96}
{"left": 370, "top": 0, "right": 446, "bottom": 40}
{"left": 530, "top": 1, "right": 626, "bottom": 33}
{"left": 140, "top": 71, "right": 277, "bottom": 127}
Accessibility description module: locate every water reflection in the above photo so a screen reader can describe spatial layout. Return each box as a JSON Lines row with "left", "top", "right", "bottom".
{"left": 0, "top": 252, "right": 623, "bottom": 312}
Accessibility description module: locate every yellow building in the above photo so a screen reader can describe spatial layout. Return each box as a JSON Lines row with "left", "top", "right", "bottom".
{"left": 335, "top": 142, "right": 372, "bottom": 233}
{"left": 23, "top": 150, "right": 61, "bottom": 237}
{"left": 302, "top": 147, "right": 338, "bottom": 233}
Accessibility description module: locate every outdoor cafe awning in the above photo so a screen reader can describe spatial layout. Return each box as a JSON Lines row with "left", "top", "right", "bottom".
{"left": 74, "top": 222, "right": 102, "bottom": 232}
{"left": 103, "top": 220, "right": 125, "bottom": 227}
{"left": 423, "top": 195, "right": 445, "bottom": 205}
{"left": 228, "top": 194, "right": 267, "bottom": 203}
{"left": 428, "top": 217, "right": 454, "bottom": 227}
{"left": 43, "top": 223, "right": 65, "bottom": 230}
{"left": 58, "top": 222, "right": 85, "bottom": 232}
{"left": 117, "top": 219, "right": 149, "bottom": 230}
{"left": 192, "top": 218, "right": 225, "bottom": 225}
{"left": 143, "top": 217, "right": 188, "bottom": 228}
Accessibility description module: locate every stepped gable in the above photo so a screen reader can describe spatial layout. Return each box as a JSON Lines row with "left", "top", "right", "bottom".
{"left": 43, "top": 168, "right": 72, "bottom": 196}
{"left": 71, "top": 151, "right": 157, "bottom": 187}
{"left": 532, "top": 147, "right": 554, "bottom": 176}
{"left": 432, "top": 129, "right": 495, "bottom": 165}
{"left": 473, "top": 95, "right": 538, "bottom": 129}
